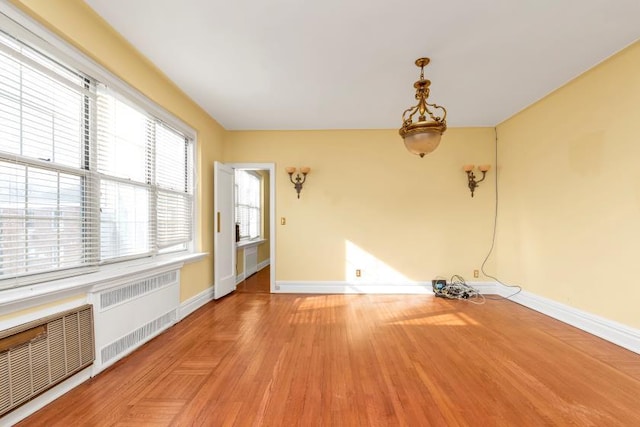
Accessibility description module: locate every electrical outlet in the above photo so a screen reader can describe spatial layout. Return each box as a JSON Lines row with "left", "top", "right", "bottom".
{"left": 280, "top": 217, "right": 286, "bottom": 225}
{"left": 473, "top": 269, "right": 479, "bottom": 278}
{"left": 355, "top": 269, "right": 361, "bottom": 277}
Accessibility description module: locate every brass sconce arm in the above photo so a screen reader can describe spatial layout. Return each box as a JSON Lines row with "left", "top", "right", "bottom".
{"left": 463, "top": 164, "right": 490, "bottom": 197}
{"left": 286, "top": 166, "right": 310, "bottom": 198}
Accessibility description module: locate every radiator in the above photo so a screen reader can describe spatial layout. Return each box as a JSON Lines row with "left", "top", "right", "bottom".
{"left": 0, "top": 305, "right": 94, "bottom": 417}
{"left": 244, "top": 245, "right": 258, "bottom": 277}
{"left": 89, "top": 268, "right": 180, "bottom": 375}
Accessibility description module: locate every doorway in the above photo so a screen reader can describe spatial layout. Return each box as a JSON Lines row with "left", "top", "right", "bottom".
{"left": 229, "top": 163, "right": 275, "bottom": 294}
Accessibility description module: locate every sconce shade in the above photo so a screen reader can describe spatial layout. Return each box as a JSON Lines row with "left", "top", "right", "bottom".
{"left": 399, "top": 57, "right": 447, "bottom": 158}
{"left": 300, "top": 166, "right": 311, "bottom": 174}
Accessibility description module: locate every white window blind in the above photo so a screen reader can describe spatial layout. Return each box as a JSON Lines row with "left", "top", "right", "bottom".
{"left": 235, "top": 170, "right": 261, "bottom": 240}
{"left": 0, "top": 18, "right": 195, "bottom": 288}
{"left": 96, "top": 86, "right": 152, "bottom": 260}
{"left": 155, "top": 123, "right": 193, "bottom": 249}
{"left": 96, "top": 85, "right": 194, "bottom": 260}
{"left": 0, "top": 29, "right": 98, "bottom": 281}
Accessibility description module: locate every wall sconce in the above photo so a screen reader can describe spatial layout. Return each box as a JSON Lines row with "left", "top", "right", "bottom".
{"left": 463, "top": 164, "right": 490, "bottom": 197}
{"left": 285, "top": 166, "right": 310, "bottom": 198}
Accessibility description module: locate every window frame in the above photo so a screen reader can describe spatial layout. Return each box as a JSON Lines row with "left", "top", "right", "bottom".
{"left": 0, "top": 5, "right": 199, "bottom": 291}
{"left": 235, "top": 169, "right": 262, "bottom": 242}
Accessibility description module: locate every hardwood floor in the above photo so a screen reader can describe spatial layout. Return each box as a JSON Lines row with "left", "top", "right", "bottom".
{"left": 16, "top": 288, "right": 640, "bottom": 426}
{"left": 235, "top": 266, "right": 270, "bottom": 293}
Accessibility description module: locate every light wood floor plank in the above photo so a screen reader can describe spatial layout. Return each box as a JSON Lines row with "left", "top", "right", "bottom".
{"left": 15, "top": 279, "right": 640, "bottom": 426}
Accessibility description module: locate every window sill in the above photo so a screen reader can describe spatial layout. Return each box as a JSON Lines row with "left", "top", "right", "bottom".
{"left": 236, "top": 238, "right": 267, "bottom": 249}
{"left": 0, "top": 252, "right": 208, "bottom": 313}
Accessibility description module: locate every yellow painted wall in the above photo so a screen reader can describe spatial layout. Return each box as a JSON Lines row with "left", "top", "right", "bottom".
{"left": 225, "top": 128, "right": 496, "bottom": 283}
{"left": 495, "top": 41, "right": 640, "bottom": 328}
{"left": 12, "top": 0, "right": 633, "bottom": 335}
{"left": 9, "top": 0, "right": 223, "bottom": 303}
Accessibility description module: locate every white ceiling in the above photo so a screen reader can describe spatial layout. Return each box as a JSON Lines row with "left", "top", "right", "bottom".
{"left": 84, "top": 0, "right": 640, "bottom": 130}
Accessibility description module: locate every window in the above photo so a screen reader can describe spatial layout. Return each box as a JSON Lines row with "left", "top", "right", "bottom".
{"left": 0, "top": 29, "right": 94, "bottom": 282}
{"left": 0, "top": 19, "right": 194, "bottom": 289}
{"left": 235, "top": 170, "right": 261, "bottom": 241}
{"left": 96, "top": 87, "right": 193, "bottom": 260}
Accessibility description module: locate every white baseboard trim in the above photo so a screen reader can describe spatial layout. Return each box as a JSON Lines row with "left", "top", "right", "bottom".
{"left": 275, "top": 280, "right": 495, "bottom": 295}
{"left": 1, "top": 367, "right": 92, "bottom": 426}
{"left": 257, "top": 259, "right": 270, "bottom": 271}
{"left": 236, "top": 272, "right": 246, "bottom": 285}
{"left": 275, "top": 280, "right": 433, "bottom": 294}
{"left": 178, "top": 285, "right": 214, "bottom": 321}
{"left": 466, "top": 281, "right": 497, "bottom": 295}
{"left": 494, "top": 284, "right": 640, "bottom": 355}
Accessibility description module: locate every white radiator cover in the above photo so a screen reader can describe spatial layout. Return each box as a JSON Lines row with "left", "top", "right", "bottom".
{"left": 89, "top": 267, "right": 180, "bottom": 375}
{"left": 244, "top": 245, "right": 258, "bottom": 277}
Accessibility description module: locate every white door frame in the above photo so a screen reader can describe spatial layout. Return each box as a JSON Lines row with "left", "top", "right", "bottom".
{"left": 229, "top": 163, "right": 276, "bottom": 293}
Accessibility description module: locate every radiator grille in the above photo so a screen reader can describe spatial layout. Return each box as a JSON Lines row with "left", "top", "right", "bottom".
{"left": 0, "top": 352, "right": 9, "bottom": 410}
{"left": 244, "top": 245, "right": 258, "bottom": 277}
{"left": 91, "top": 268, "right": 179, "bottom": 374}
{"left": 0, "top": 305, "right": 94, "bottom": 417}
{"left": 99, "top": 271, "right": 178, "bottom": 309}
{"left": 100, "top": 310, "right": 176, "bottom": 364}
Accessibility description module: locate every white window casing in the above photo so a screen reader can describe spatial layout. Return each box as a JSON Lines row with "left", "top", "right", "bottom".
{"left": 0, "top": 6, "right": 198, "bottom": 291}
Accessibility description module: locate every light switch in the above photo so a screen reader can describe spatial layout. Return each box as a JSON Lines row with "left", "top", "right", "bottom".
{"left": 280, "top": 217, "right": 286, "bottom": 225}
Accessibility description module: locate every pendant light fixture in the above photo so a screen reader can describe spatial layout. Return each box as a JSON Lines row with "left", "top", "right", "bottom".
{"left": 399, "top": 57, "right": 447, "bottom": 157}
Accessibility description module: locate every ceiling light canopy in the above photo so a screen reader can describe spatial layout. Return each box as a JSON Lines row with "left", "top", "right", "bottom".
{"left": 399, "top": 57, "right": 447, "bottom": 157}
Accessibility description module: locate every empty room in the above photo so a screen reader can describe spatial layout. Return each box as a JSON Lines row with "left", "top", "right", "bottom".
{"left": 1, "top": 0, "right": 639, "bottom": 425}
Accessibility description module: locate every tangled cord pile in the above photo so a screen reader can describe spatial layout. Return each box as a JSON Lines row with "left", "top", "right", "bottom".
{"left": 432, "top": 275, "right": 485, "bottom": 304}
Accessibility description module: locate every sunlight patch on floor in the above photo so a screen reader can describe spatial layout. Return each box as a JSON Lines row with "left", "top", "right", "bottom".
{"left": 296, "top": 295, "right": 349, "bottom": 310}
{"left": 389, "top": 311, "right": 479, "bottom": 326}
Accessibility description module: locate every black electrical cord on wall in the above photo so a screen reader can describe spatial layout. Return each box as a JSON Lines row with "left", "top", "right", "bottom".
{"left": 480, "top": 127, "right": 522, "bottom": 299}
